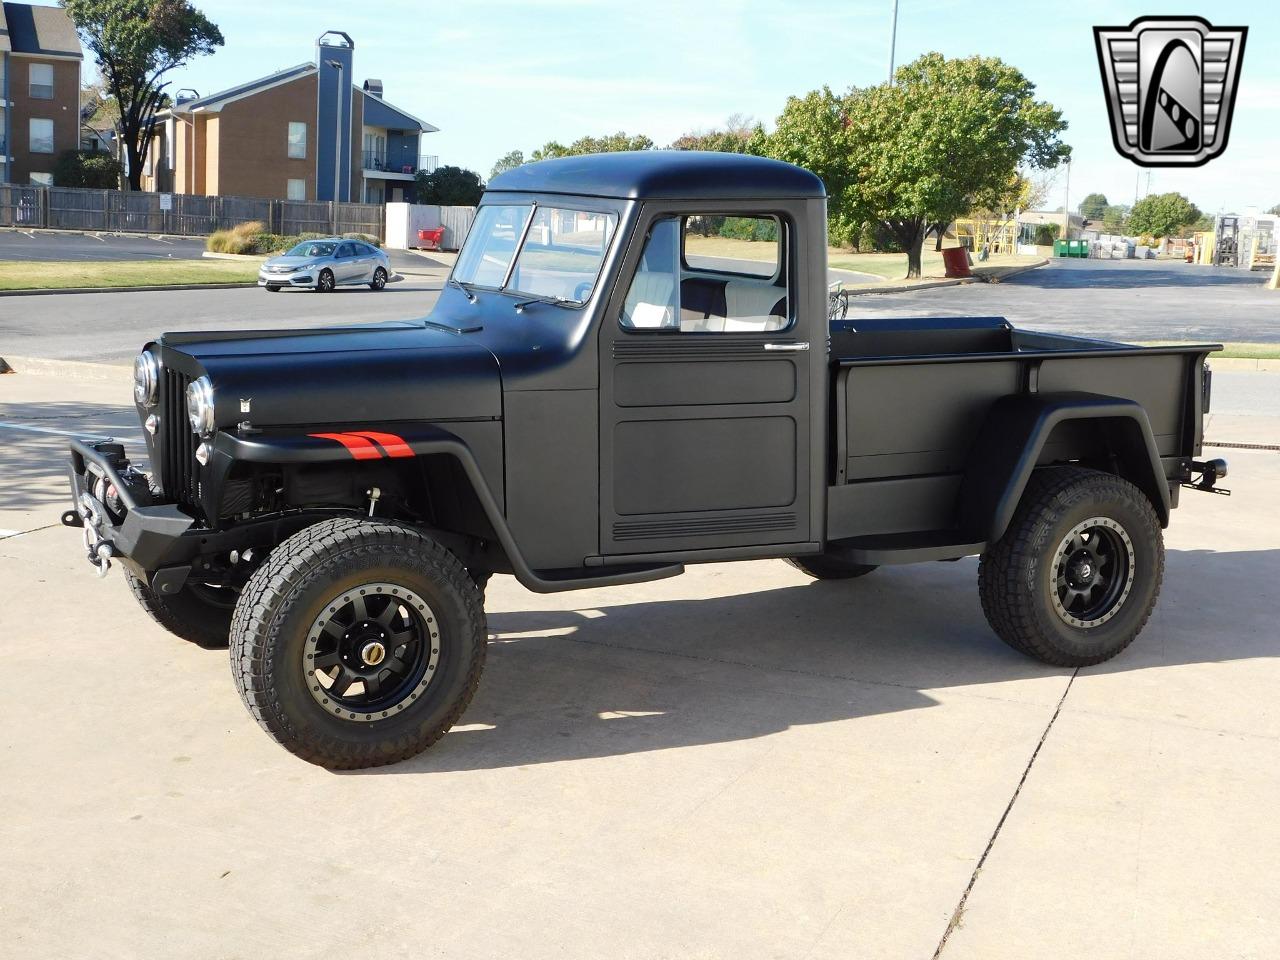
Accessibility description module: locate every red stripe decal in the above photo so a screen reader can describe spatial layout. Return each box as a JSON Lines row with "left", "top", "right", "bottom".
{"left": 350, "top": 431, "right": 415, "bottom": 458}
{"left": 309, "top": 432, "right": 382, "bottom": 460}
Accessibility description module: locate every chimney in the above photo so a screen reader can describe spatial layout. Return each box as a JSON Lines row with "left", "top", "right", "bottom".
{"left": 363, "top": 79, "right": 384, "bottom": 99}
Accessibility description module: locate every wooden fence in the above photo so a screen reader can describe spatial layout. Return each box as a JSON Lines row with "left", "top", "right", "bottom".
{"left": 0, "top": 184, "right": 385, "bottom": 240}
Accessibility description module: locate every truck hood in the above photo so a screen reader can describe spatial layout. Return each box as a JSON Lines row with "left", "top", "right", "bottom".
{"left": 155, "top": 321, "right": 502, "bottom": 427}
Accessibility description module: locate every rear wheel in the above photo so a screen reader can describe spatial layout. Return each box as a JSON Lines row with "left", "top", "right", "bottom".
{"left": 231, "top": 518, "right": 486, "bottom": 769}
{"left": 316, "top": 269, "right": 335, "bottom": 293}
{"left": 127, "top": 572, "right": 235, "bottom": 649}
{"left": 979, "top": 467, "right": 1163, "bottom": 666}
{"left": 786, "top": 551, "right": 877, "bottom": 580}
{"left": 370, "top": 267, "right": 387, "bottom": 291}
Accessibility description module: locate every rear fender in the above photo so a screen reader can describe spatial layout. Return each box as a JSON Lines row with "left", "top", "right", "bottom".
{"left": 960, "top": 391, "right": 1170, "bottom": 543}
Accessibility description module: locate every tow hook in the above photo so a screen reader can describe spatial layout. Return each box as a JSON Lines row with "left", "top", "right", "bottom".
{"left": 91, "top": 542, "right": 114, "bottom": 578}
{"left": 1185, "top": 458, "right": 1231, "bottom": 496}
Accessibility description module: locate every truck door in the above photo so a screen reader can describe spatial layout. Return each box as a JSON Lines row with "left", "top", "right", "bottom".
{"left": 598, "top": 209, "right": 813, "bottom": 557}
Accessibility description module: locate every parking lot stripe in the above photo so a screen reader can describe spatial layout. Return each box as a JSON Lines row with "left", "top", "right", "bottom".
{"left": 0, "top": 421, "right": 141, "bottom": 438}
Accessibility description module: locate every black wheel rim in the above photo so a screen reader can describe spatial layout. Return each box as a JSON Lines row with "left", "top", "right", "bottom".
{"left": 320, "top": 272, "right": 333, "bottom": 291}
{"left": 1050, "top": 517, "right": 1136, "bottom": 628}
{"left": 373, "top": 270, "right": 386, "bottom": 288}
{"left": 303, "top": 582, "right": 441, "bottom": 722}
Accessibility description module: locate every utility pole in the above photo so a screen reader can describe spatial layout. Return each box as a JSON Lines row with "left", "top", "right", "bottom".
{"left": 888, "top": 0, "right": 900, "bottom": 84}
{"left": 326, "top": 59, "right": 344, "bottom": 205}
{"left": 1062, "top": 159, "right": 1071, "bottom": 240}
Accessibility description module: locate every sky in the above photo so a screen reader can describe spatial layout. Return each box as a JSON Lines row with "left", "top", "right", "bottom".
{"left": 80, "top": 0, "right": 1278, "bottom": 214}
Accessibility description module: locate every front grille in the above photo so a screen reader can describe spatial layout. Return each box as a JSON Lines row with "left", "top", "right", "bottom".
{"left": 161, "top": 367, "right": 200, "bottom": 508}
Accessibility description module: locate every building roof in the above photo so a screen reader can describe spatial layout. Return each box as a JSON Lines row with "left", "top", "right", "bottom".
{"left": 363, "top": 93, "right": 438, "bottom": 133}
{"left": 168, "top": 62, "right": 317, "bottom": 114}
{"left": 487, "top": 151, "right": 826, "bottom": 201}
{"left": 1, "top": 2, "right": 83, "bottom": 58}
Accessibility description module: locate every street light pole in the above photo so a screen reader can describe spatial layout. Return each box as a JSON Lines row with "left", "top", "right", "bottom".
{"left": 325, "top": 59, "right": 344, "bottom": 205}
{"left": 1062, "top": 159, "right": 1071, "bottom": 241}
{"left": 888, "top": 0, "right": 900, "bottom": 84}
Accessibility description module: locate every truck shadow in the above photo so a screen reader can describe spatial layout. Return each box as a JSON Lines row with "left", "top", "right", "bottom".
{"left": 361, "top": 546, "right": 1279, "bottom": 776}
{"left": 0, "top": 400, "right": 144, "bottom": 519}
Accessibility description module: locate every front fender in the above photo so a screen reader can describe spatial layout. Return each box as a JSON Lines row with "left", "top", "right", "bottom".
{"left": 960, "top": 391, "right": 1171, "bottom": 544}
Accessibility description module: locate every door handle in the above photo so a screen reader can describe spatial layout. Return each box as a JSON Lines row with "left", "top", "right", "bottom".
{"left": 763, "top": 342, "right": 810, "bottom": 352}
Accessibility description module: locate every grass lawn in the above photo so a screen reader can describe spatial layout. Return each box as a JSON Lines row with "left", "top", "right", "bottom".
{"left": 0, "top": 260, "right": 260, "bottom": 291}
{"left": 682, "top": 234, "right": 1040, "bottom": 285}
{"left": 1141, "top": 341, "right": 1280, "bottom": 360}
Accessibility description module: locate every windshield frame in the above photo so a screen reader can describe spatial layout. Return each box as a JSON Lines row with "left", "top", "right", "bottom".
{"left": 450, "top": 200, "right": 620, "bottom": 309}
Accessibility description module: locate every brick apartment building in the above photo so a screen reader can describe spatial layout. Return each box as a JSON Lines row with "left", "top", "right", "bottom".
{"left": 144, "top": 31, "right": 437, "bottom": 204}
{"left": 0, "top": 2, "right": 83, "bottom": 185}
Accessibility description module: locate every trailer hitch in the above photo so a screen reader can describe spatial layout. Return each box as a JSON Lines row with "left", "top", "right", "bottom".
{"left": 1184, "top": 458, "right": 1231, "bottom": 496}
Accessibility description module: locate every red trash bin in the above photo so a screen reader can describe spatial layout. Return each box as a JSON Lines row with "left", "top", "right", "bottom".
{"left": 417, "top": 227, "right": 446, "bottom": 250}
{"left": 941, "top": 246, "right": 971, "bottom": 278}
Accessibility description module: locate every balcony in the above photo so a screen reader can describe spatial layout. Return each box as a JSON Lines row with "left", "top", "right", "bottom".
{"left": 361, "top": 152, "right": 439, "bottom": 177}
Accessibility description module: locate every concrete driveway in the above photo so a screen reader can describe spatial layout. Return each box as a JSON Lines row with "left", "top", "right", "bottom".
{"left": 0, "top": 369, "right": 1276, "bottom": 959}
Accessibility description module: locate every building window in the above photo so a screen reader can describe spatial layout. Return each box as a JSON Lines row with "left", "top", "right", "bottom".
{"left": 286, "top": 178, "right": 306, "bottom": 201}
{"left": 29, "top": 63, "right": 54, "bottom": 99}
{"left": 29, "top": 118, "right": 54, "bottom": 154}
{"left": 287, "top": 122, "right": 307, "bottom": 159}
{"left": 31, "top": 172, "right": 53, "bottom": 186}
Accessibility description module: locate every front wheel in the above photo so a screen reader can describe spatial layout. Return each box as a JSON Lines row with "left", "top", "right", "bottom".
{"left": 369, "top": 267, "right": 387, "bottom": 290}
{"left": 127, "top": 572, "right": 236, "bottom": 648}
{"left": 230, "top": 518, "right": 487, "bottom": 769}
{"left": 978, "top": 467, "right": 1163, "bottom": 667}
{"left": 316, "top": 269, "right": 335, "bottom": 293}
{"left": 264, "top": 284, "right": 281, "bottom": 292}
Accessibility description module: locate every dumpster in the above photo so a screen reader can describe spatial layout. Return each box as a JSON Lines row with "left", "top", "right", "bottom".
{"left": 1054, "top": 239, "right": 1069, "bottom": 257}
{"left": 941, "top": 246, "right": 971, "bottom": 278}
{"left": 417, "top": 227, "right": 446, "bottom": 250}
{"left": 1068, "top": 239, "right": 1088, "bottom": 258}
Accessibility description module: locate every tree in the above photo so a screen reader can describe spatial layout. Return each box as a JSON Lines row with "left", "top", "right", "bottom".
{"left": 65, "top": 0, "right": 223, "bottom": 191}
{"left": 670, "top": 114, "right": 762, "bottom": 153}
{"left": 414, "top": 165, "right": 484, "bottom": 205}
{"left": 530, "top": 131, "right": 654, "bottom": 161}
{"left": 765, "top": 54, "right": 1069, "bottom": 276}
{"left": 54, "top": 149, "right": 123, "bottom": 188}
{"left": 1101, "top": 204, "right": 1129, "bottom": 234}
{"left": 490, "top": 150, "right": 524, "bottom": 179}
{"left": 1079, "top": 192, "right": 1109, "bottom": 220}
{"left": 1267, "top": 204, "right": 1280, "bottom": 217}
{"left": 1127, "top": 192, "right": 1202, "bottom": 238}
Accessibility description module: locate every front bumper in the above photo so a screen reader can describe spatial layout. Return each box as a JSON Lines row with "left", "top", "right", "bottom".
{"left": 66, "top": 438, "right": 194, "bottom": 580}
{"left": 258, "top": 268, "right": 316, "bottom": 288}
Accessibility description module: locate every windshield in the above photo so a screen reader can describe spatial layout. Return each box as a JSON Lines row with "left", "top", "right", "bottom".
{"left": 287, "top": 241, "right": 337, "bottom": 258}
{"left": 453, "top": 203, "right": 617, "bottom": 304}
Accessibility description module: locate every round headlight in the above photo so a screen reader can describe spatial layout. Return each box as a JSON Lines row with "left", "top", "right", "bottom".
{"left": 186, "top": 376, "right": 216, "bottom": 437}
{"left": 133, "top": 351, "right": 159, "bottom": 406}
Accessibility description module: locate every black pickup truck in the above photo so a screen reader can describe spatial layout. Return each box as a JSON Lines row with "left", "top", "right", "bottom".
{"left": 66, "top": 152, "right": 1227, "bottom": 769}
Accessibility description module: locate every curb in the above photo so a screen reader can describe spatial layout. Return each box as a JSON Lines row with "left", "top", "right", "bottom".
{"left": 846, "top": 259, "right": 1048, "bottom": 296}
{"left": 0, "top": 282, "right": 258, "bottom": 297}
{"left": 201, "top": 251, "right": 264, "bottom": 262}
{"left": 0, "top": 355, "right": 131, "bottom": 382}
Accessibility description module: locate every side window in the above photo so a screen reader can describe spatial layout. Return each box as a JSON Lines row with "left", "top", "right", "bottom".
{"left": 338, "top": 242, "right": 355, "bottom": 258}
{"left": 620, "top": 214, "right": 789, "bottom": 333}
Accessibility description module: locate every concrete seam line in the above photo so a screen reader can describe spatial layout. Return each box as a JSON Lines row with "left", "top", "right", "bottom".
{"left": 0, "top": 523, "right": 60, "bottom": 542}
{"left": 931, "top": 669, "right": 1080, "bottom": 959}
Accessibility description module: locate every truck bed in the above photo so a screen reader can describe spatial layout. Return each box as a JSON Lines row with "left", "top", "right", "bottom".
{"left": 825, "top": 316, "right": 1218, "bottom": 558}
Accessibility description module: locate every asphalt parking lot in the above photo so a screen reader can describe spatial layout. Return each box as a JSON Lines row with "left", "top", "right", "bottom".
{"left": 0, "top": 256, "right": 1274, "bottom": 365}
{"left": 0, "top": 365, "right": 1278, "bottom": 959}
{"left": 0, "top": 229, "right": 209, "bottom": 262}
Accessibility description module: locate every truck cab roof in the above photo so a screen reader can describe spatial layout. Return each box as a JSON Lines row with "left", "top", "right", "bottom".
{"left": 486, "top": 150, "right": 827, "bottom": 201}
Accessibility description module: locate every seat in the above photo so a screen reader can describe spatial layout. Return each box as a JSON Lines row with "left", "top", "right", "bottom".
{"left": 623, "top": 271, "right": 676, "bottom": 328}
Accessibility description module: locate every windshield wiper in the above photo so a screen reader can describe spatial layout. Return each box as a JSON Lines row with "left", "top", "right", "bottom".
{"left": 449, "top": 278, "right": 478, "bottom": 302}
{"left": 513, "top": 293, "right": 575, "bottom": 312}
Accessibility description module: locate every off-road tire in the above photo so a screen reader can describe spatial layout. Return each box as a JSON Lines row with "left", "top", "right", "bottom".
{"left": 230, "top": 518, "right": 487, "bottom": 769}
{"left": 126, "top": 571, "right": 235, "bottom": 649}
{"left": 468, "top": 569, "right": 492, "bottom": 603}
{"left": 979, "top": 467, "right": 1164, "bottom": 667}
{"left": 786, "top": 552, "right": 877, "bottom": 580}
{"left": 370, "top": 267, "right": 387, "bottom": 291}
{"left": 316, "top": 269, "right": 335, "bottom": 293}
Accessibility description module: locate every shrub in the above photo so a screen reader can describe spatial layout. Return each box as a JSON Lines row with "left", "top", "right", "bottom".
{"left": 1033, "top": 223, "right": 1060, "bottom": 246}
{"left": 206, "top": 223, "right": 334, "bottom": 256}
{"left": 717, "top": 216, "right": 779, "bottom": 242}
{"left": 53, "top": 149, "right": 122, "bottom": 188}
